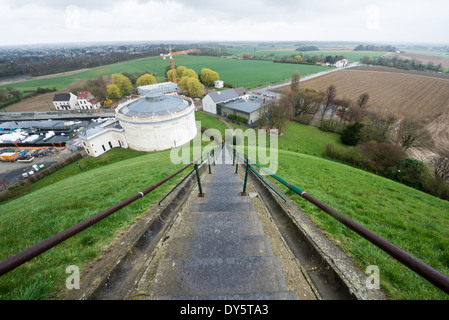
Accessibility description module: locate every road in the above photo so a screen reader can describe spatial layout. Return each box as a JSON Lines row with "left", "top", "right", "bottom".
{"left": 251, "top": 62, "right": 361, "bottom": 98}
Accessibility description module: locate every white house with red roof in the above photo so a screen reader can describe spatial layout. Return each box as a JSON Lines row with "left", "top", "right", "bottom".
{"left": 76, "top": 91, "right": 101, "bottom": 109}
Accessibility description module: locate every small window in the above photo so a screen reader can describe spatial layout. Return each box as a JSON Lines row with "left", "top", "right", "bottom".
{"left": 102, "top": 145, "right": 106, "bottom": 151}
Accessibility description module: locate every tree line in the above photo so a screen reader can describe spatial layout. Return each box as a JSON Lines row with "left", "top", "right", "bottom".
{"left": 273, "top": 54, "right": 345, "bottom": 65}
{"left": 354, "top": 44, "right": 398, "bottom": 52}
{"left": 361, "top": 55, "right": 448, "bottom": 73}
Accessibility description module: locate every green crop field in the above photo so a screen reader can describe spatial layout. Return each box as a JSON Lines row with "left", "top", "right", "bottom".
{"left": 226, "top": 44, "right": 387, "bottom": 62}
{"left": 1, "top": 55, "right": 332, "bottom": 94}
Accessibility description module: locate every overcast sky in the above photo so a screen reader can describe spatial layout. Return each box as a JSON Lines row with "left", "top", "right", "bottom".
{"left": 1, "top": 0, "right": 448, "bottom": 46}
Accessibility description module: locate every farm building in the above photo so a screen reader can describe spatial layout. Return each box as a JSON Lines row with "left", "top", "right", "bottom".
{"left": 334, "top": 59, "right": 349, "bottom": 68}
{"left": 78, "top": 82, "right": 197, "bottom": 156}
{"left": 202, "top": 87, "right": 246, "bottom": 114}
{"left": 218, "top": 96, "right": 266, "bottom": 124}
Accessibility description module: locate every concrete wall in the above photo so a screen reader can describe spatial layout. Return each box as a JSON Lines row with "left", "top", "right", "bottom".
{"left": 202, "top": 95, "right": 217, "bottom": 114}
{"left": 116, "top": 98, "right": 197, "bottom": 152}
{"left": 80, "top": 128, "right": 128, "bottom": 157}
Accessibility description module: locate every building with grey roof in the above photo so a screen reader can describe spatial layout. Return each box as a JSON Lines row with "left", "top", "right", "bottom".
{"left": 202, "top": 88, "right": 239, "bottom": 114}
{"left": 218, "top": 97, "right": 266, "bottom": 125}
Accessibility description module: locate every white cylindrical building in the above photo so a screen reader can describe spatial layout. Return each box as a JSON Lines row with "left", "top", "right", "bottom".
{"left": 115, "top": 93, "right": 197, "bottom": 152}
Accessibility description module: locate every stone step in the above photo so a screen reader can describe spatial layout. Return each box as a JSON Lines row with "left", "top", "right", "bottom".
{"left": 190, "top": 201, "right": 253, "bottom": 212}
{"left": 151, "top": 256, "right": 289, "bottom": 298}
{"left": 185, "top": 211, "right": 258, "bottom": 222}
{"left": 176, "top": 221, "right": 265, "bottom": 238}
{"left": 152, "top": 291, "right": 299, "bottom": 300}
{"left": 167, "top": 235, "right": 273, "bottom": 259}
{"left": 194, "top": 196, "right": 250, "bottom": 205}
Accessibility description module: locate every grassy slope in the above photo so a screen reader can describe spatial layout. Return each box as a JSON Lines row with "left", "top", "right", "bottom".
{"left": 0, "top": 149, "right": 189, "bottom": 299}
{"left": 268, "top": 149, "right": 449, "bottom": 300}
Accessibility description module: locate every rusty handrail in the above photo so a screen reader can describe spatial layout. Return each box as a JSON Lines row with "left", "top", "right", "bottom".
{"left": 0, "top": 149, "right": 215, "bottom": 277}
{"left": 227, "top": 145, "right": 449, "bottom": 295}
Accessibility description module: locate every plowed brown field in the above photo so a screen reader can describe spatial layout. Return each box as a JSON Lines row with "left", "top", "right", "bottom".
{"left": 278, "top": 66, "right": 449, "bottom": 157}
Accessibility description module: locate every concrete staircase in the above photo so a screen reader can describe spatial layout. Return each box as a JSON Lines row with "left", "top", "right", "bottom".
{"left": 146, "top": 147, "right": 299, "bottom": 300}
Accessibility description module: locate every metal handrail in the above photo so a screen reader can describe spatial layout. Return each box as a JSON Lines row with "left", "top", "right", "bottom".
{"left": 227, "top": 145, "right": 449, "bottom": 295}
{"left": 0, "top": 147, "right": 217, "bottom": 277}
{"left": 232, "top": 148, "right": 286, "bottom": 202}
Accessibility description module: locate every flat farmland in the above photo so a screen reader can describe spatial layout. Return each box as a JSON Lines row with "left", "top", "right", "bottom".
{"left": 385, "top": 52, "right": 449, "bottom": 68}
{"left": 1, "top": 55, "right": 331, "bottom": 111}
{"left": 278, "top": 66, "right": 449, "bottom": 155}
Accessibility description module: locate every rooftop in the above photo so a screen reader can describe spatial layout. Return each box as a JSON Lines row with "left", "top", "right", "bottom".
{"left": 207, "top": 89, "right": 239, "bottom": 103}
{"left": 78, "top": 119, "right": 122, "bottom": 138}
{"left": 117, "top": 94, "right": 190, "bottom": 118}
{"left": 220, "top": 98, "right": 264, "bottom": 114}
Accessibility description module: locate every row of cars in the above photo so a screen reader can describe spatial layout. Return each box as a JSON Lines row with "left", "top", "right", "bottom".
{"left": 0, "top": 147, "right": 62, "bottom": 163}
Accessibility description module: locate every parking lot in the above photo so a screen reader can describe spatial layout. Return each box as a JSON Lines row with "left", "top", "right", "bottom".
{"left": 0, "top": 148, "right": 74, "bottom": 189}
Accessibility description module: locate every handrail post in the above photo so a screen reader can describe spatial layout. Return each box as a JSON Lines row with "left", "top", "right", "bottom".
{"left": 241, "top": 156, "right": 249, "bottom": 196}
{"left": 195, "top": 163, "right": 204, "bottom": 197}
{"left": 207, "top": 153, "right": 211, "bottom": 174}
{"left": 233, "top": 148, "right": 236, "bottom": 166}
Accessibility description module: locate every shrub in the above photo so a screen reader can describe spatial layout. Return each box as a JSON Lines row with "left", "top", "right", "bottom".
{"left": 324, "top": 143, "right": 363, "bottom": 166}
{"left": 227, "top": 114, "right": 248, "bottom": 124}
{"left": 319, "top": 119, "right": 343, "bottom": 133}
{"left": 340, "top": 122, "right": 364, "bottom": 146}
{"left": 392, "top": 158, "right": 429, "bottom": 190}
{"left": 363, "top": 142, "right": 404, "bottom": 173}
{"left": 296, "top": 114, "right": 314, "bottom": 125}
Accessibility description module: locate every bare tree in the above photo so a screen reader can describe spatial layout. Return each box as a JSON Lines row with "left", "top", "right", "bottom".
{"left": 319, "top": 85, "right": 336, "bottom": 122}
{"left": 290, "top": 71, "right": 300, "bottom": 93}
{"left": 357, "top": 93, "right": 369, "bottom": 108}
{"left": 261, "top": 97, "right": 293, "bottom": 134}
{"left": 291, "top": 87, "right": 322, "bottom": 117}
{"left": 432, "top": 152, "right": 449, "bottom": 181}
{"left": 396, "top": 118, "right": 434, "bottom": 150}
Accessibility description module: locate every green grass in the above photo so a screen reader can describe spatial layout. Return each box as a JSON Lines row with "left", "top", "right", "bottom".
{"left": 278, "top": 122, "right": 348, "bottom": 157}
{"left": 194, "top": 111, "right": 229, "bottom": 138}
{"left": 1, "top": 55, "right": 331, "bottom": 94}
{"left": 249, "top": 147, "right": 449, "bottom": 300}
{"left": 0, "top": 149, "right": 188, "bottom": 299}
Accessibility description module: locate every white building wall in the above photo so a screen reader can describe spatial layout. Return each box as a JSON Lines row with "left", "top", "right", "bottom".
{"left": 116, "top": 97, "right": 197, "bottom": 152}
{"left": 79, "top": 129, "right": 128, "bottom": 157}
{"left": 202, "top": 95, "right": 217, "bottom": 114}
{"left": 119, "top": 109, "right": 197, "bottom": 152}
{"left": 69, "top": 93, "right": 78, "bottom": 110}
